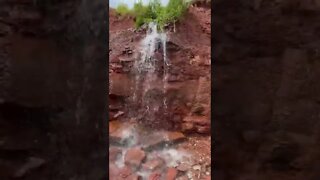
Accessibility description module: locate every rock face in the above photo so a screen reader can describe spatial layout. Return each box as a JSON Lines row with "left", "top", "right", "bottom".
{"left": 109, "top": 5, "right": 211, "bottom": 134}
{"left": 0, "top": 0, "right": 107, "bottom": 179}
{"left": 213, "top": 0, "right": 320, "bottom": 179}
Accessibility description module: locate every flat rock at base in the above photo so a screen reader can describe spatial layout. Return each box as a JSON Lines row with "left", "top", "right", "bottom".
{"left": 142, "top": 133, "right": 167, "bottom": 151}
{"left": 109, "top": 122, "right": 136, "bottom": 145}
{"left": 124, "top": 147, "right": 146, "bottom": 167}
{"left": 142, "top": 159, "right": 164, "bottom": 171}
{"left": 142, "top": 131, "right": 186, "bottom": 151}
{"left": 165, "top": 167, "right": 178, "bottom": 180}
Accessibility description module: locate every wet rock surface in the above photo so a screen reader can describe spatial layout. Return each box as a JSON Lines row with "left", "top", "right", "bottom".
{"left": 109, "top": 121, "right": 211, "bottom": 180}
{"left": 109, "top": 4, "right": 211, "bottom": 134}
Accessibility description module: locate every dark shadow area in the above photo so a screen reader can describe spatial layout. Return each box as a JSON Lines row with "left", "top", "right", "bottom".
{"left": 0, "top": 0, "right": 107, "bottom": 179}
{"left": 213, "top": 0, "right": 320, "bottom": 179}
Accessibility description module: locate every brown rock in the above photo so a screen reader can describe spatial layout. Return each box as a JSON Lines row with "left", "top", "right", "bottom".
{"left": 181, "top": 122, "right": 195, "bottom": 132}
{"left": 196, "top": 125, "right": 211, "bottom": 134}
{"left": 148, "top": 172, "right": 162, "bottom": 180}
{"left": 109, "top": 121, "right": 120, "bottom": 134}
{"left": 168, "top": 74, "right": 180, "bottom": 82}
{"left": 124, "top": 147, "right": 146, "bottom": 167}
{"left": 142, "top": 133, "right": 167, "bottom": 150}
{"left": 142, "top": 159, "right": 164, "bottom": 171}
{"left": 109, "top": 164, "right": 120, "bottom": 178}
{"left": 177, "top": 163, "right": 191, "bottom": 172}
{"left": 166, "top": 132, "right": 186, "bottom": 142}
{"left": 176, "top": 175, "right": 189, "bottom": 180}
{"left": 109, "top": 73, "right": 133, "bottom": 96}
{"left": 109, "top": 147, "right": 122, "bottom": 162}
{"left": 110, "top": 122, "right": 136, "bottom": 145}
{"left": 119, "top": 165, "right": 133, "bottom": 178}
{"left": 191, "top": 103, "right": 205, "bottom": 115}
{"left": 165, "top": 167, "right": 178, "bottom": 180}
{"left": 195, "top": 77, "right": 211, "bottom": 104}
{"left": 119, "top": 56, "right": 135, "bottom": 62}
{"left": 183, "top": 116, "right": 210, "bottom": 126}
{"left": 127, "top": 174, "right": 142, "bottom": 180}
{"left": 142, "top": 131, "right": 185, "bottom": 150}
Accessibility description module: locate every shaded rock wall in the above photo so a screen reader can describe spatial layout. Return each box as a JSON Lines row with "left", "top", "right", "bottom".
{"left": 213, "top": 0, "right": 320, "bottom": 179}
{"left": 0, "top": 0, "right": 107, "bottom": 179}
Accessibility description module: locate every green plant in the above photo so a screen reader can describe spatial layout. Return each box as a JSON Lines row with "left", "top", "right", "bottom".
{"left": 115, "top": 0, "right": 190, "bottom": 30}
{"left": 115, "top": 3, "right": 132, "bottom": 16}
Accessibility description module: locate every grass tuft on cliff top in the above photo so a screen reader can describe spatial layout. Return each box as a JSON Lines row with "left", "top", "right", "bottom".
{"left": 115, "top": 0, "right": 190, "bottom": 30}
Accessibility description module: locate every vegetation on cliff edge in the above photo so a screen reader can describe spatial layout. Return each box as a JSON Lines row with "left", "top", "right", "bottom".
{"left": 115, "top": 0, "right": 190, "bottom": 30}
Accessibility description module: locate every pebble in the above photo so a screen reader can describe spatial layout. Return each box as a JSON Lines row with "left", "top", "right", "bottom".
{"left": 192, "top": 165, "right": 201, "bottom": 171}
{"left": 177, "top": 163, "right": 190, "bottom": 172}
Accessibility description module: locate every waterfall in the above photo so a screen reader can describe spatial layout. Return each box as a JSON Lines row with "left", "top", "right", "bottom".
{"left": 131, "top": 22, "right": 169, "bottom": 125}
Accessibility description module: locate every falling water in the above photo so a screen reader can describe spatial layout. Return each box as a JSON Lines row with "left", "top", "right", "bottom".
{"left": 131, "top": 22, "right": 170, "bottom": 125}
{"left": 111, "top": 23, "right": 194, "bottom": 180}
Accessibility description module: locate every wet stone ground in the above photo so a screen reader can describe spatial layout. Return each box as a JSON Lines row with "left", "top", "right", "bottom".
{"left": 109, "top": 121, "right": 211, "bottom": 180}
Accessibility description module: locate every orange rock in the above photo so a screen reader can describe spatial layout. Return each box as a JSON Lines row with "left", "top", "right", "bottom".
{"left": 124, "top": 147, "right": 146, "bottom": 167}
{"left": 166, "top": 132, "right": 186, "bottom": 142}
{"left": 165, "top": 167, "right": 178, "bottom": 180}
{"left": 148, "top": 172, "right": 162, "bottom": 180}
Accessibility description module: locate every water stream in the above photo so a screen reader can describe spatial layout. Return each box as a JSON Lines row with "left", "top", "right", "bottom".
{"left": 131, "top": 22, "right": 170, "bottom": 125}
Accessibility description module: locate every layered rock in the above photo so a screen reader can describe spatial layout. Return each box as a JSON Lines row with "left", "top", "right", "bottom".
{"left": 109, "top": 5, "right": 211, "bottom": 134}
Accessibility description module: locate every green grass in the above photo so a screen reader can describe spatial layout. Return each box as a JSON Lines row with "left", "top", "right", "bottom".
{"left": 115, "top": 3, "right": 132, "bottom": 16}
{"left": 115, "top": 0, "right": 191, "bottom": 30}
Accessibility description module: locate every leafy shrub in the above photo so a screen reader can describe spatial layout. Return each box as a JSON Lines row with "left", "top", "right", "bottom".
{"left": 115, "top": 3, "right": 132, "bottom": 16}
{"left": 115, "top": 0, "right": 190, "bottom": 30}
